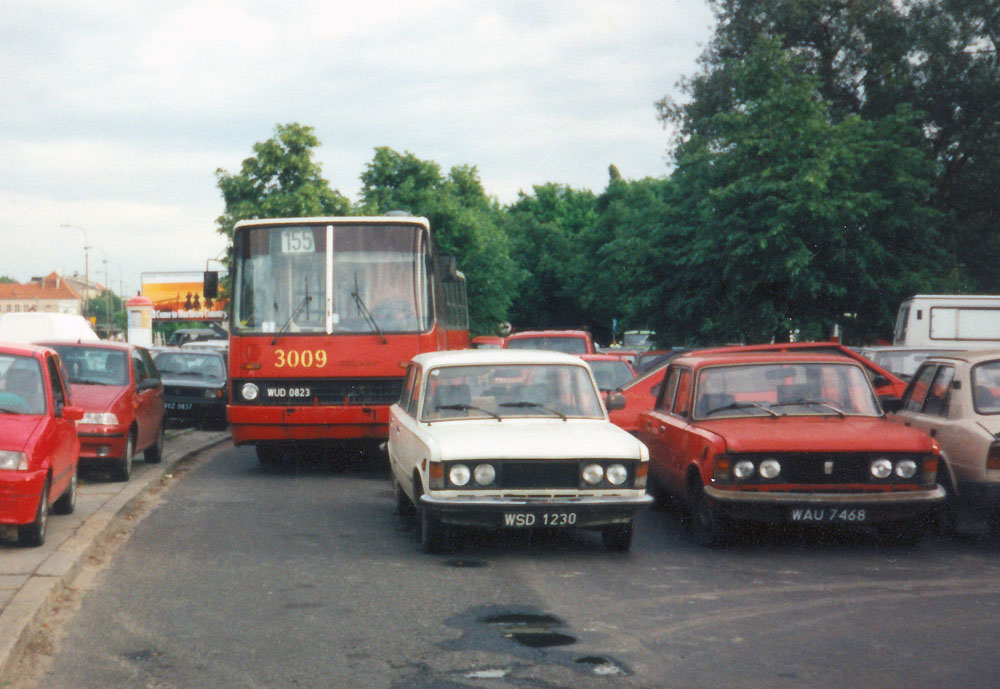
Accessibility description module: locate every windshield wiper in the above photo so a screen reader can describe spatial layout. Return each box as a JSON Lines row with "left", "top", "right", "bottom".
{"left": 705, "top": 401, "right": 780, "bottom": 417}
{"left": 271, "top": 293, "right": 313, "bottom": 346}
{"left": 499, "top": 401, "right": 568, "bottom": 421}
{"left": 435, "top": 403, "right": 502, "bottom": 421}
{"left": 769, "top": 399, "right": 846, "bottom": 417}
{"left": 351, "top": 273, "right": 387, "bottom": 344}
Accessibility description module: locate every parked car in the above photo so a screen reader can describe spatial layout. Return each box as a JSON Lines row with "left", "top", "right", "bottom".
{"left": 638, "top": 351, "right": 944, "bottom": 546}
{"left": 885, "top": 350, "right": 1000, "bottom": 535}
{"left": 388, "top": 349, "right": 651, "bottom": 552}
{"left": 580, "top": 353, "right": 636, "bottom": 393}
{"left": 503, "top": 329, "right": 596, "bottom": 354}
{"left": 0, "top": 313, "right": 99, "bottom": 343}
{"left": 39, "top": 341, "right": 165, "bottom": 482}
{"left": 855, "top": 345, "right": 963, "bottom": 381}
{"left": 608, "top": 361, "right": 673, "bottom": 436}
{"left": 622, "top": 330, "right": 655, "bottom": 351}
{"left": 0, "top": 343, "right": 83, "bottom": 546}
{"left": 153, "top": 349, "right": 228, "bottom": 429}
{"left": 470, "top": 335, "right": 505, "bottom": 349}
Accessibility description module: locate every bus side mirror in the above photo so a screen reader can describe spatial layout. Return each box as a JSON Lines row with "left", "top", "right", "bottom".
{"left": 204, "top": 271, "right": 219, "bottom": 299}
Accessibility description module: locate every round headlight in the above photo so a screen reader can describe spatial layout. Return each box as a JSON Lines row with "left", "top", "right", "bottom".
{"left": 582, "top": 463, "right": 605, "bottom": 485}
{"left": 895, "top": 459, "right": 918, "bottom": 479}
{"left": 449, "top": 464, "right": 471, "bottom": 487}
{"left": 241, "top": 383, "right": 259, "bottom": 401}
{"left": 759, "top": 459, "right": 781, "bottom": 479}
{"left": 606, "top": 463, "right": 628, "bottom": 485}
{"left": 871, "top": 458, "right": 893, "bottom": 479}
{"left": 734, "top": 460, "right": 756, "bottom": 479}
{"left": 474, "top": 463, "right": 496, "bottom": 486}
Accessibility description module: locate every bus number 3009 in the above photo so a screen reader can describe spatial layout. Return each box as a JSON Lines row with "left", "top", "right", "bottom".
{"left": 274, "top": 349, "right": 328, "bottom": 368}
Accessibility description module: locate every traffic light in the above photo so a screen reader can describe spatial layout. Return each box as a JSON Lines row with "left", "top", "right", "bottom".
{"left": 203, "top": 271, "right": 219, "bottom": 299}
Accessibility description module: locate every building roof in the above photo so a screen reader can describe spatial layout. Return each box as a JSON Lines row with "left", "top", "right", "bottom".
{"left": 0, "top": 272, "right": 83, "bottom": 302}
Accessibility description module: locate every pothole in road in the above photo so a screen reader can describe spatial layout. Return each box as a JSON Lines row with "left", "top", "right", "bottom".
{"left": 481, "top": 612, "right": 577, "bottom": 648}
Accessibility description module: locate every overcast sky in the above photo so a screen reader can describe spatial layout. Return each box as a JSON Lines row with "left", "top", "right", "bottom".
{"left": 1, "top": 0, "right": 714, "bottom": 297}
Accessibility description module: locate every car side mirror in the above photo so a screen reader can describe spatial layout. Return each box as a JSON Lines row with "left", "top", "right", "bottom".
{"left": 871, "top": 375, "right": 891, "bottom": 389}
{"left": 61, "top": 405, "right": 84, "bottom": 421}
{"left": 881, "top": 397, "right": 903, "bottom": 413}
{"left": 605, "top": 391, "right": 626, "bottom": 411}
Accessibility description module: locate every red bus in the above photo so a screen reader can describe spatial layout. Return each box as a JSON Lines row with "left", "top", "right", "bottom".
{"left": 225, "top": 215, "right": 469, "bottom": 464}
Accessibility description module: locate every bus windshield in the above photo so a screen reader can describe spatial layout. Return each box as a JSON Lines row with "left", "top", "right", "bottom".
{"left": 232, "top": 222, "right": 433, "bottom": 335}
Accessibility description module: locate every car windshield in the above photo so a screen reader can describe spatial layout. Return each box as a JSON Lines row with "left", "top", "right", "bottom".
{"left": 48, "top": 345, "right": 129, "bottom": 386}
{"left": 588, "top": 360, "right": 635, "bottom": 391}
{"left": 505, "top": 336, "right": 587, "bottom": 354}
{"left": 693, "top": 362, "right": 881, "bottom": 419}
{"left": 0, "top": 354, "right": 45, "bottom": 414}
{"left": 154, "top": 352, "right": 226, "bottom": 380}
{"left": 421, "top": 363, "right": 604, "bottom": 421}
{"left": 972, "top": 360, "right": 1000, "bottom": 414}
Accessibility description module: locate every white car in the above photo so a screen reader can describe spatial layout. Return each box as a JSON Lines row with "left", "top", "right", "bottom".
{"left": 388, "top": 349, "right": 652, "bottom": 552}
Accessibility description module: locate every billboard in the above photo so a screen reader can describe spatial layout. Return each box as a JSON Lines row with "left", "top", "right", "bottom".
{"left": 141, "top": 271, "right": 229, "bottom": 322}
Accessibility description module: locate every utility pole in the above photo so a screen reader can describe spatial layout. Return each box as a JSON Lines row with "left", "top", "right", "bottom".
{"left": 60, "top": 224, "right": 90, "bottom": 317}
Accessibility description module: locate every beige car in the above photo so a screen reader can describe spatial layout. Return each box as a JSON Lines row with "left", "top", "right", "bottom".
{"left": 886, "top": 350, "right": 1000, "bottom": 535}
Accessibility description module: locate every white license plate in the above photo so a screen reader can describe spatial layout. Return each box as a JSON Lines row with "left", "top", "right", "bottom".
{"left": 503, "top": 512, "right": 577, "bottom": 527}
{"left": 790, "top": 508, "right": 867, "bottom": 523}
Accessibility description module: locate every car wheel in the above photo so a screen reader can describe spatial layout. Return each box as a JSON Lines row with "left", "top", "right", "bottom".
{"left": 51, "top": 462, "right": 77, "bottom": 515}
{"left": 602, "top": 520, "right": 634, "bottom": 552}
{"left": 394, "top": 476, "right": 416, "bottom": 517}
{"left": 111, "top": 432, "right": 134, "bottom": 482}
{"left": 144, "top": 425, "right": 164, "bottom": 464}
{"left": 18, "top": 476, "right": 49, "bottom": 547}
{"left": 420, "top": 506, "right": 451, "bottom": 553}
{"left": 690, "top": 483, "right": 728, "bottom": 547}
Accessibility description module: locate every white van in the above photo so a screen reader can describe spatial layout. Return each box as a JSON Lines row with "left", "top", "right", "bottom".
{"left": 893, "top": 294, "right": 1000, "bottom": 348}
{"left": 0, "top": 313, "right": 100, "bottom": 344}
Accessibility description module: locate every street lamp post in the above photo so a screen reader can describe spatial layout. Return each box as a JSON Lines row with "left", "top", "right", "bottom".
{"left": 60, "top": 224, "right": 90, "bottom": 317}
{"left": 90, "top": 246, "right": 111, "bottom": 336}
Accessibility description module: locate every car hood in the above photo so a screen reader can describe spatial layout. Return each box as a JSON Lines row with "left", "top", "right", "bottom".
{"left": 70, "top": 383, "right": 127, "bottom": 412}
{"left": 0, "top": 414, "right": 44, "bottom": 452}
{"left": 698, "top": 416, "right": 936, "bottom": 454}
{"left": 423, "top": 419, "right": 646, "bottom": 462}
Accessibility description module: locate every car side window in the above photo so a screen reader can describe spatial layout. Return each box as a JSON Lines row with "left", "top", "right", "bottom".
{"left": 398, "top": 365, "right": 416, "bottom": 413}
{"left": 405, "top": 367, "right": 423, "bottom": 418}
{"left": 672, "top": 369, "right": 693, "bottom": 417}
{"left": 132, "top": 350, "right": 149, "bottom": 388}
{"left": 904, "top": 365, "right": 937, "bottom": 412}
{"left": 140, "top": 348, "right": 161, "bottom": 380}
{"left": 45, "top": 355, "right": 66, "bottom": 411}
{"left": 655, "top": 367, "right": 680, "bottom": 412}
{"left": 922, "top": 366, "right": 955, "bottom": 417}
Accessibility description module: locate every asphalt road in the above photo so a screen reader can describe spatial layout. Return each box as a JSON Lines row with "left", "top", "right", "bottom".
{"left": 11, "top": 443, "right": 1000, "bottom": 689}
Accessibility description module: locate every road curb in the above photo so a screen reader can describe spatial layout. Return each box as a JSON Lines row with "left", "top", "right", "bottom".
{"left": 0, "top": 430, "right": 230, "bottom": 683}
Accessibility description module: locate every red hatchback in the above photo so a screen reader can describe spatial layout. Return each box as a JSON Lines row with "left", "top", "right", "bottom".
{"left": 40, "top": 342, "right": 165, "bottom": 482}
{"left": 639, "top": 351, "right": 944, "bottom": 546}
{"left": 0, "top": 343, "right": 83, "bottom": 546}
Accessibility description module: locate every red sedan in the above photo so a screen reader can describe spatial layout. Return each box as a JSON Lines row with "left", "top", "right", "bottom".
{"left": 0, "top": 343, "right": 83, "bottom": 546}
{"left": 40, "top": 341, "right": 165, "bottom": 482}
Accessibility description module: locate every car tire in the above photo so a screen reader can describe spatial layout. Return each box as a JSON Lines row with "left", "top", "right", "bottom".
{"left": 111, "top": 433, "right": 134, "bottom": 482}
{"left": 602, "top": 520, "right": 634, "bottom": 552}
{"left": 18, "top": 476, "right": 50, "bottom": 547}
{"left": 144, "top": 425, "right": 164, "bottom": 464}
{"left": 690, "top": 483, "right": 728, "bottom": 547}
{"left": 394, "top": 476, "right": 416, "bottom": 517}
{"left": 51, "top": 462, "right": 77, "bottom": 515}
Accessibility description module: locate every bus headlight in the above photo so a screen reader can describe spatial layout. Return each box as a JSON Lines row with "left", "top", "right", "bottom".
{"left": 241, "top": 383, "right": 259, "bottom": 401}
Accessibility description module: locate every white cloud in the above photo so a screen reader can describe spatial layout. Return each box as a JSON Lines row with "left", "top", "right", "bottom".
{"left": 1, "top": 0, "right": 713, "bottom": 286}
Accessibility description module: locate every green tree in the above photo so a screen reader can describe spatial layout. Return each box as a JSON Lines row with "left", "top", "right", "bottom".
{"left": 215, "top": 123, "right": 351, "bottom": 241}
{"left": 359, "top": 147, "right": 520, "bottom": 335}
{"left": 649, "top": 38, "right": 943, "bottom": 344}
{"left": 501, "top": 183, "right": 596, "bottom": 332}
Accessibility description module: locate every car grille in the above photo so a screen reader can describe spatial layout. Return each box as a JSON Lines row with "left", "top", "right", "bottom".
{"left": 236, "top": 377, "right": 404, "bottom": 406}
{"left": 731, "top": 452, "right": 924, "bottom": 485}
{"left": 497, "top": 461, "right": 580, "bottom": 489}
